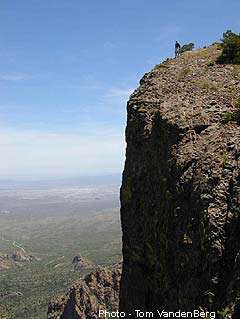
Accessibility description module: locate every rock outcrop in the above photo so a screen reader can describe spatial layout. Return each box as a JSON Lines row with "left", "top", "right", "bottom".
{"left": 72, "top": 255, "right": 94, "bottom": 270}
{"left": 11, "top": 251, "right": 36, "bottom": 263}
{"left": 120, "top": 44, "right": 240, "bottom": 317}
{"left": 47, "top": 263, "right": 121, "bottom": 319}
{"left": 0, "top": 251, "right": 37, "bottom": 271}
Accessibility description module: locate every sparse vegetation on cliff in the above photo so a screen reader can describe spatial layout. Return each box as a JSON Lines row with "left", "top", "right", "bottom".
{"left": 222, "top": 98, "right": 240, "bottom": 124}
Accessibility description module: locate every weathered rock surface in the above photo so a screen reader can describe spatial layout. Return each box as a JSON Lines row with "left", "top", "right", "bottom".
{"left": 47, "top": 263, "right": 121, "bottom": 319}
{"left": 120, "top": 44, "right": 240, "bottom": 317}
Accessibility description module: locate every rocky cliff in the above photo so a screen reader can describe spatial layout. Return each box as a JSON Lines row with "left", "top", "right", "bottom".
{"left": 120, "top": 44, "right": 240, "bottom": 317}
{"left": 47, "top": 263, "right": 121, "bottom": 319}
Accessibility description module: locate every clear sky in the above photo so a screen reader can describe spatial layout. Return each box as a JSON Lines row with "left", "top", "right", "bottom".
{"left": 0, "top": 0, "right": 239, "bottom": 179}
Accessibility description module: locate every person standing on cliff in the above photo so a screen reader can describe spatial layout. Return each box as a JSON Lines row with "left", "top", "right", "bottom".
{"left": 175, "top": 41, "right": 181, "bottom": 58}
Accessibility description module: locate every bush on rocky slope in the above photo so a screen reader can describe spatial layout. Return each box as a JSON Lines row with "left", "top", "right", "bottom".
{"left": 217, "top": 30, "right": 240, "bottom": 64}
{"left": 222, "top": 98, "right": 240, "bottom": 124}
{"left": 179, "top": 43, "right": 194, "bottom": 54}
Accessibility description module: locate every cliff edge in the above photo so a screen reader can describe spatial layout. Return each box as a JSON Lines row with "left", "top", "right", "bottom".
{"left": 120, "top": 44, "right": 240, "bottom": 317}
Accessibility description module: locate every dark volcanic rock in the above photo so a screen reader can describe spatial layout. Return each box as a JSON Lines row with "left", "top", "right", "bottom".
{"left": 120, "top": 45, "right": 240, "bottom": 317}
{"left": 47, "top": 263, "right": 122, "bottom": 319}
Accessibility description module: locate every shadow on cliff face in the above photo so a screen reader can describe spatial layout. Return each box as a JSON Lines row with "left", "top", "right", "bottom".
{"left": 217, "top": 182, "right": 240, "bottom": 315}
{"left": 120, "top": 105, "right": 240, "bottom": 317}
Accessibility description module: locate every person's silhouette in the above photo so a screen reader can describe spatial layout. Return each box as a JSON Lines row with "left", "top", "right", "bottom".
{"left": 175, "top": 41, "right": 181, "bottom": 58}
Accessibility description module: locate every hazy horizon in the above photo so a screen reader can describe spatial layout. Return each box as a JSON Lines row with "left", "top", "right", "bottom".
{"left": 0, "top": 173, "right": 121, "bottom": 188}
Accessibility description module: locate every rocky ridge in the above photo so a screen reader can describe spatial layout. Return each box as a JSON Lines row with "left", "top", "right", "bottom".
{"left": 47, "top": 263, "right": 121, "bottom": 319}
{"left": 120, "top": 44, "right": 240, "bottom": 317}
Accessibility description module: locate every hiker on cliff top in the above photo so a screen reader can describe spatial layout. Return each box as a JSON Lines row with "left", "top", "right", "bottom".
{"left": 175, "top": 41, "right": 181, "bottom": 58}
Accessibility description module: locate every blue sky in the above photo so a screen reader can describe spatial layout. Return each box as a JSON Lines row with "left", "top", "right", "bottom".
{"left": 0, "top": 0, "right": 239, "bottom": 179}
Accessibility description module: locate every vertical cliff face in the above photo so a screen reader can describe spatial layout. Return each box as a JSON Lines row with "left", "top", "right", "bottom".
{"left": 120, "top": 45, "right": 240, "bottom": 316}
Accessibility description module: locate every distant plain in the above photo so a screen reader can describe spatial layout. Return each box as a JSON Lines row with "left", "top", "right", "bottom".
{"left": 0, "top": 178, "right": 122, "bottom": 319}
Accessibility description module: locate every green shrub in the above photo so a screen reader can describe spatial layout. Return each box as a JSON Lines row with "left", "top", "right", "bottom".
{"left": 179, "top": 43, "right": 194, "bottom": 54}
{"left": 217, "top": 30, "right": 240, "bottom": 64}
{"left": 222, "top": 105, "right": 240, "bottom": 125}
{"left": 223, "top": 111, "right": 235, "bottom": 123}
{"left": 221, "top": 154, "right": 229, "bottom": 168}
